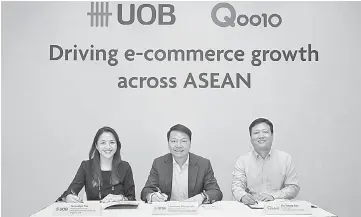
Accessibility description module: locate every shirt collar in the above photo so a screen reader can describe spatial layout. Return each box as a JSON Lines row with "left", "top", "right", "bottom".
{"left": 252, "top": 147, "right": 273, "bottom": 159}
{"left": 172, "top": 154, "right": 190, "bottom": 168}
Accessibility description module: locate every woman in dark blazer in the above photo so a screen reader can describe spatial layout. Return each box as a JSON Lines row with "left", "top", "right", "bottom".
{"left": 57, "top": 126, "right": 136, "bottom": 202}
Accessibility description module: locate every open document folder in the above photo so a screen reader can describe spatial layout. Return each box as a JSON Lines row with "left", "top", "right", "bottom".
{"left": 247, "top": 201, "right": 266, "bottom": 209}
{"left": 101, "top": 200, "right": 139, "bottom": 209}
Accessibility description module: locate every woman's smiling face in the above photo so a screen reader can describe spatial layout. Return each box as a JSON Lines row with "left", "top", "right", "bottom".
{"left": 96, "top": 132, "right": 117, "bottom": 160}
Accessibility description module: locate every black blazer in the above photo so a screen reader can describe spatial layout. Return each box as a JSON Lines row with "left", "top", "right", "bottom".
{"left": 57, "top": 159, "right": 135, "bottom": 201}
{"left": 141, "top": 153, "right": 223, "bottom": 202}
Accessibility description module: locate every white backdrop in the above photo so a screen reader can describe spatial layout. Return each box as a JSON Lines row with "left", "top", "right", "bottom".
{"left": 2, "top": 2, "right": 361, "bottom": 217}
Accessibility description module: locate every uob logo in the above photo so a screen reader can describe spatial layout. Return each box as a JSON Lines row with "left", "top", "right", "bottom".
{"left": 56, "top": 207, "right": 68, "bottom": 211}
{"left": 117, "top": 4, "right": 176, "bottom": 25}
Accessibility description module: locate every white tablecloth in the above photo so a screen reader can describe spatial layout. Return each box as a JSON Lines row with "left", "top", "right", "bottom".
{"left": 30, "top": 201, "right": 337, "bottom": 217}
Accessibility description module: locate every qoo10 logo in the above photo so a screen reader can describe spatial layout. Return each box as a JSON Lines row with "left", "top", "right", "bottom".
{"left": 211, "top": 3, "right": 282, "bottom": 27}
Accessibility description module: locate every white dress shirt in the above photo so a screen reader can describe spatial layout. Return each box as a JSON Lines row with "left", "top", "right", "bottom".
{"left": 170, "top": 155, "right": 189, "bottom": 201}
{"left": 232, "top": 149, "right": 300, "bottom": 201}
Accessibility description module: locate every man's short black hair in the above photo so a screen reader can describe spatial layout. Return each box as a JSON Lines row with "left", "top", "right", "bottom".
{"left": 167, "top": 124, "right": 192, "bottom": 141}
{"left": 249, "top": 118, "right": 274, "bottom": 136}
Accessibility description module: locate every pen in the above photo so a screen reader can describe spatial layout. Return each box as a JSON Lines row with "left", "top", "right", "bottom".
{"left": 71, "top": 189, "right": 83, "bottom": 202}
{"left": 155, "top": 187, "right": 168, "bottom": 200}
{"left": 245, "top": 188, "right": 258, "bottom": 204}
{"left": 71, "top": 189, "right": 77, "bottom": 195}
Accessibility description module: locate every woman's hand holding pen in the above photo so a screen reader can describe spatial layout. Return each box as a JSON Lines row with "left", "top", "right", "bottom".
{"left": 65, "top": 190, "right": 83, "bottom": 203}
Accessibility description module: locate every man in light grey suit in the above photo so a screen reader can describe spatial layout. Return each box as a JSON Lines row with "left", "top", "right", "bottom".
{"left": 141, "top": 124, "right": 222, "bottom": 205}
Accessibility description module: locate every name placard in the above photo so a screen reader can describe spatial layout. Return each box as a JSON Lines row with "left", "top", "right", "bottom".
{"left": 53, "top": 203, "right": 101, "bottom": 216}
{"left": 264, "top": 201, "right": 312, "bottom": 215}
{"left": 152, "top": 201, "right": 198, "bottom": 215}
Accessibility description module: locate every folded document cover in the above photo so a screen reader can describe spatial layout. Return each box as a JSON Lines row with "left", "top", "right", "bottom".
{"left": 101, "top": 201, "right": 139, "bottom": 209}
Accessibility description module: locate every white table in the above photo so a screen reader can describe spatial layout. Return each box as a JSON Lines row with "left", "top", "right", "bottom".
{"left": 30, "top": 201, "right": 337, "bottom": 217}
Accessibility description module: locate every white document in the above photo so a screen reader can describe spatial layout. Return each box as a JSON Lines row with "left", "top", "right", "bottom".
{"left": 53, "top": 203, "right": 101, "bottom": 216}
{"left": 247, "top": 201, "right": 266, "bottom": 209}
{"left": 152, "top": 201, "right": 198, "bottom": 215}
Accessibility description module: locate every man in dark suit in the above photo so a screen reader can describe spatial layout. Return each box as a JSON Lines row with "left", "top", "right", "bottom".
{"left": 141, "top": 124, "right": 223, "bottom": 205}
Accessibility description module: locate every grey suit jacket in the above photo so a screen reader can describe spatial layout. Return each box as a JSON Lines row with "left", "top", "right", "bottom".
{"left": 140, "top": 152, "right": 223, "bottom": 202}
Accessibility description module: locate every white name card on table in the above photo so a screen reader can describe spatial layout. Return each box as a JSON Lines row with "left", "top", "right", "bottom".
{"left": 264, "top": 200, "right": 312, "bottom": 215}
{"left": 52, "top": 203, "right": 101, "bottom": 216}
{"left": 152, "top": 201, "right": 198, "bottom": 215}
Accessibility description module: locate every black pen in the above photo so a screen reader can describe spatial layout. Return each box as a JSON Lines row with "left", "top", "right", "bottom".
{"left": 245, "top": 188, "right": 258, "bottom": 204}
{"left": 71, "top": 189, "right": 77, "bottom": 196}
{"left": 155, "top": 187, "right": 168, "bottom": 200}
{"left": 71, "top": 189, "right": 83, "bottom": 203}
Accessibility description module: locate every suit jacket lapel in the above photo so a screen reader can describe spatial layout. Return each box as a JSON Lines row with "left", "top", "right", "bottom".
{"left": 188, "top": 153, "right": 198, "bottom": 197}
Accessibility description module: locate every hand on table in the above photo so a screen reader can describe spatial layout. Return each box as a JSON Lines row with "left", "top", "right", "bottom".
{"left": 65, "top": 194, "right": 83, "bottom": 203}
{"left": 100, "top": 194, "right": 125, "bottom": 203}
{"left": 255, "top": 193, "right": 274, "bottom": 202}
{"left": 149, "top": 192, "right": 168, "bottom": 202}
{"left": 240, "top": 193, "right": 257, "bottom": 205}
{"left": 183, "top": 194, "right": 204, "bottom": 206}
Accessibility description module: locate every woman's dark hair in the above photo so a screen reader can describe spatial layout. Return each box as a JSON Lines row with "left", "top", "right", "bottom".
{"left": 89, "top": 126, "right": 122, "bottom": 186}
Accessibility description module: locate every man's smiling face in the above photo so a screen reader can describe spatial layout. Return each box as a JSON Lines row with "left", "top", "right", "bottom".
{"left": 250, "top": 122, "right": 273, "bottom": 151}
